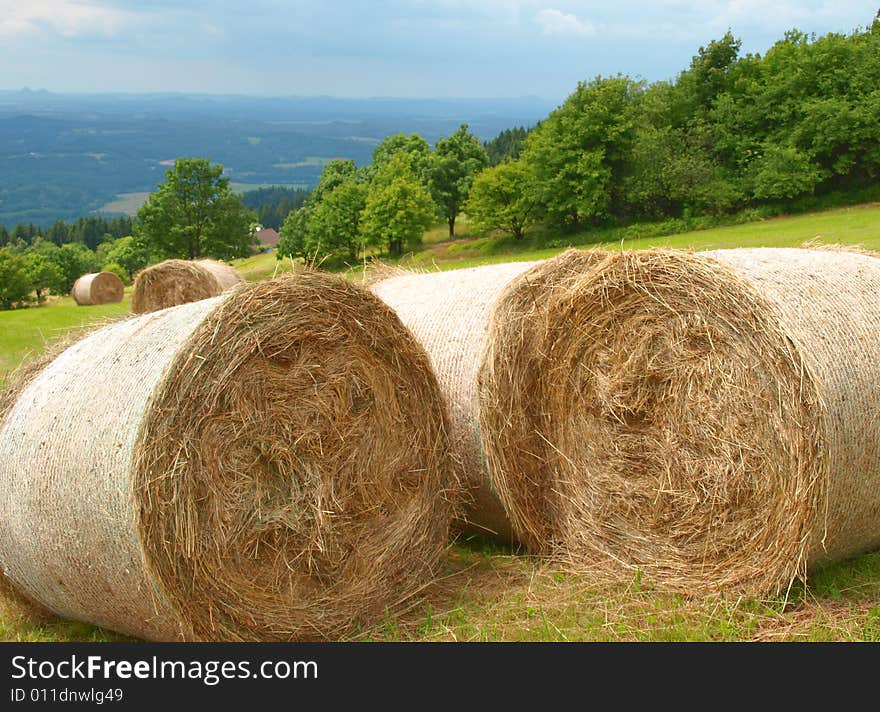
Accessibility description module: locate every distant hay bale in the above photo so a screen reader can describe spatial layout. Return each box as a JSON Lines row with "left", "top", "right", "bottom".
{"left": 71, "top": 272, "right": 124, "bottom": 306}
{"left": 130, "top": 259, "right": 242, "bottom": 313}
{"left": 370, "top": 249, "right": 606, "bottom": 541}
{"left": 484, "top": 247, "right": 880, "bottom": 595}
{"left": 0, "top": 274, "right": 456, "bottom": 640}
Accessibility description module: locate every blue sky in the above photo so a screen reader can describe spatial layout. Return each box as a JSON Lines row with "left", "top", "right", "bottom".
{"left": 0, "top": 1, "right": 877, "bottom": 100}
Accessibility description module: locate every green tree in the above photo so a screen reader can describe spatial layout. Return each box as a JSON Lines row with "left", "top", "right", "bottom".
{"left": 750, "top": 144, "right": 822, "bottom": 200}
{"left": 0, "top": 249, "right": 31, "bottom": 309}
{"left": 484, "top": 126, "right": 530, "bottom": 166}
{"left": 362, "top": 167, "right": 435, "bottom": 257}
{"left": 51, "top": 242, "right": 102, "bottom": 293}
{"left": 465, "top": 160, "right": 537, "bottom": 240}
{"left": 23, "top": 252, "right": 64, "bottom": 303}
{"left": 310, "top": 159, "right": 360, "bottom": 204}
{"left": 106, "top": 236, "right": 151, "bottom": 281}
{"left": 371, "top": 133, "right": 433, "bottom": 187}
{"left": 277, "top": 207, "right": 311, "bottom": 261}
{"left": 134, "top": 157, "right": 256, "bottom": 260}
{"left": 522, "top": 76, "right": 643, "bottom": 227}
{"left": 429, "top": 124, "right": 489, "bottom": 239}
{"left": 307, "top": 181, "right": 368, "bottom": 261}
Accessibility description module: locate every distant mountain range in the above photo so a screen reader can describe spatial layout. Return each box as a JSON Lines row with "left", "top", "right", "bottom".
{"left": 0, "top": 91, "right": 556, "bottom": 227}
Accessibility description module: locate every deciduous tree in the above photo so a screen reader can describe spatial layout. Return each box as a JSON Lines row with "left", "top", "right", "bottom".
{"left": 134, "top": 158, "right": 256, "bottom": 260}
{"left": 429, "top": 124, "right": 488, "bottom": 239}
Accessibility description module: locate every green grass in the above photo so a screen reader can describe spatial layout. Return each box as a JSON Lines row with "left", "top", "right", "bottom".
{"left": 2, "top": 201, "right": 880, "bottom": 641}
{"left": 3, "top": 539, "right": 878, "bottom": 642}
{"left": 0, "top": 294, "right": 131, "bottom": 386}
{"left": 402, "top": 201, "right": 880, "bottom": 268}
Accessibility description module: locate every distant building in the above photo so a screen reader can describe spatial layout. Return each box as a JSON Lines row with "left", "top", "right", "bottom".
{"left": 254, "top": 227, "right": 281, "bottom": 252}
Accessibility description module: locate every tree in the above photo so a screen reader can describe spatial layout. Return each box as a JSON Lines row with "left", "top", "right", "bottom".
{"left": 51, "top": 242, "right": 102, "bottom": 293}
{"left": 106, "top": 236, "right": 150, "bottom": 281}
{"left": 310, "top": 159, "right": 360, "bottom": 204}
{"left": 23, "top": 252, "right": 64, "bottom": 303}
{"left": 307, "top": 181, "right": 368, "bottom": 262}
{"left": 277, "top": 207, "right": 311, "bottom": 261}
{"left": 134, "top": 157, "right": 256, "bottom": 260}
{"left": 484, "top": 126, "right": 530, "bottom": 166}
{"left": 362, "top": 168, "right": 435, "bottom": 257}
{"left": 522, "top": 75, "right": 643, "bottom": 227}
{"left": 371, "top": 133, "right": 433, "bottom": 187}
{"left": 465, "top": 160, "right": 537, "bottom": 240}
{"left": 750, "top": 144, "right": 822, "bottom": 200}
{"left": 429, "top": 124, "right": 488, "bottom": 239}
{"left": 0, "top": 249, "right": 31, "bottom": 309}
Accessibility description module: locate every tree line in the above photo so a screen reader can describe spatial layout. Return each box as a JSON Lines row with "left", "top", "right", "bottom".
{"left": 469, "top": 18, "right": 880, "bottom": 237}
{"left": 276, "top": 125, "right": 488, "bottom": 263}
{"left": 277, "top": 15, "right": 880, "bottom": 261}
{"left": 240, "top": 186, "right": 311, "bottom": 230}
{"left": 0, "top": 215, "right": 132, "bottom": 251}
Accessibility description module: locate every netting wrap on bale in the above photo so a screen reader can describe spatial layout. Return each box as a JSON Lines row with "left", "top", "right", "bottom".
{"left": 480, "top": 247, "right": 880, "bottom": 595}
{"left": 71, "top": 272, "right": 124, "bottom": 306}
{"left": 131, "top": 258, "right": 242, "bottom": 314}
{"left": 0, "top": 274, "right": 456, "bottom": 640}
{"left": 370, "top": 251, "right": 605, "bottom": 541}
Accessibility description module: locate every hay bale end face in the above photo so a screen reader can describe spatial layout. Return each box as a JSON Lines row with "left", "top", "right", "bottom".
{"left": 71, "top": 272, "right": 124, "bottom": 306}
{"left": 0, "top": 274, "right": 456, "bottom": 640}
{"left": 481, "top": 247, "right": 880, "bottom": 595}
{"left": 130, "top": 259, "right": 242, "bottom": 314}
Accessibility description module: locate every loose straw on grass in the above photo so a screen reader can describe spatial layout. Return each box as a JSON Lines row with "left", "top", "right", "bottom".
{"left": 0, "top": 273, "right": 456, "bottom": 640}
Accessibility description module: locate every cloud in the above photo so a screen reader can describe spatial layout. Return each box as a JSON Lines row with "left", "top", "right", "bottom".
{"left": 535, "top": 7, "right": 595, "bottom": 36}
{"left": 0, "top": 0, "right": 140, "bottom": 39}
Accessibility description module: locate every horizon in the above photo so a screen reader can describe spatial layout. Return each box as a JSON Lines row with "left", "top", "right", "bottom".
{"left": 0, "top": 88, "right": 559, "bottom": 101}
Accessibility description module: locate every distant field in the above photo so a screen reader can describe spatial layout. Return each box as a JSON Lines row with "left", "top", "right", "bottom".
{"left": 98, "top": 183, "right": 310, "bottom": 216}
{"left": 95, "top": 191, "right": 152, "bottom": 215}
{"left": 2, "top": 202, "right": 880, "bottom": 641}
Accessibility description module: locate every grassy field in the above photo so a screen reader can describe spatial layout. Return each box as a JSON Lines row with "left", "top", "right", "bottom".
{"left": 2, "top": 202, "right": 880, "bottom": 641}
{"left": 0, "top": 294, "right": 131, "bottom": 387}
{"left": 233, "top": 201, "right": 880, "bottom": 281}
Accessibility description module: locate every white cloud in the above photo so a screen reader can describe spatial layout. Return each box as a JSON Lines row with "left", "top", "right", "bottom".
{"left": 0, "top": 1, "right": 139, "bottom": 39}
{"left": 535, "top": 7, "right": 595, "bottom": 36}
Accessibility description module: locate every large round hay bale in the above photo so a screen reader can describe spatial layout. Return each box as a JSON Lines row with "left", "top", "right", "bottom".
{"left": 130, "top": 258, "right": 242, "bottom": 314}
{"left": 481, "top": 247, "right": 880, "bottom": 595}
{"left": 71, "top": 272, "right": 124, "bottom": 306}
{"left": 370, "top": 250, "right": 604, "bottom": 540}
{"left": 0, "top": 273, "right": 456, "bottom": 640}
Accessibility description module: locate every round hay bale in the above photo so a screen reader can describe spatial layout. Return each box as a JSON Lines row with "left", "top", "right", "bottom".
{"left": 0, "top": 273, "right": 456, "bottom": 640}
{"left": 71, "top": 272, "right": 124, "bottom": 306}
{"left": 481, "top": 247, "right": 880, "bottom": 595}
{"left": 130, "top": 259, "right": 242, "bottom": 314}
{"left": 370, "top": 250, "right": 605, "bottom": 541}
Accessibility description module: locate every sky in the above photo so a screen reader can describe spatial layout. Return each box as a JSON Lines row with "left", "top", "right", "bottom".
{"left": 0, "top": 0, "right": 877, "bottom": 101}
